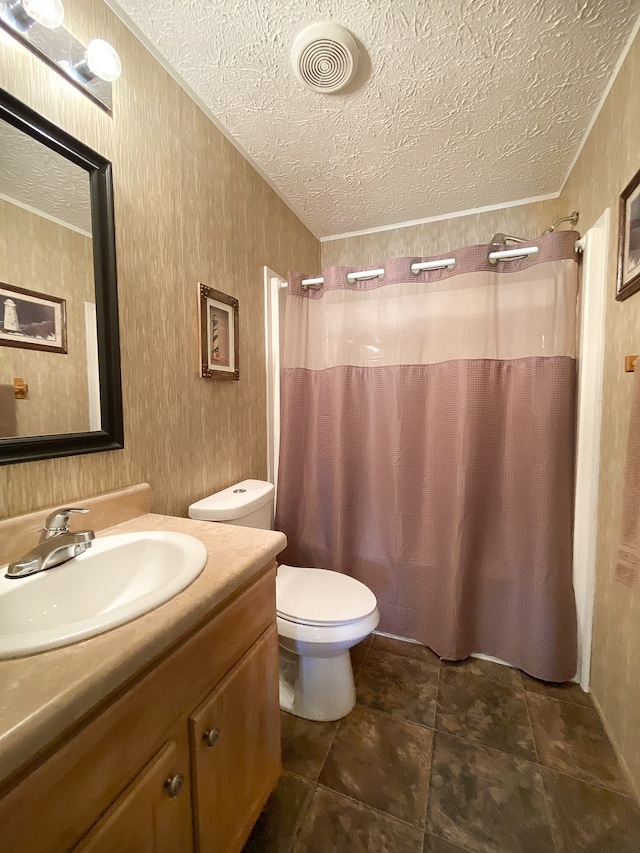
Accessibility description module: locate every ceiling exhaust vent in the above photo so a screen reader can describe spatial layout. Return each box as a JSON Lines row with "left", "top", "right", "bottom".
{"left": 291, "top": 23, "right": 359, "bottom": 94}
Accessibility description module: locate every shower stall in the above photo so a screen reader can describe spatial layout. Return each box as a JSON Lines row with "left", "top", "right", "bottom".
{"left": 263, "top": 212, "right": 608, "bottom": 687}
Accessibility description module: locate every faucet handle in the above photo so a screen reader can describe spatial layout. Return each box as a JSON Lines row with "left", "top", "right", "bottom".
{"left": 41, "top": 507, "right": 90, "bottom": 540}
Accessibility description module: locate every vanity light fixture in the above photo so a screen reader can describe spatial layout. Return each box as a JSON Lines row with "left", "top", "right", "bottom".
{"left": 0, "top": 1, "right": 119, "bottom": 111}
{"left": 74, "top": 38, "right": 121, "bottom": 83}
{"left": 4, "top": 0, "right": 64, "bottom": 30}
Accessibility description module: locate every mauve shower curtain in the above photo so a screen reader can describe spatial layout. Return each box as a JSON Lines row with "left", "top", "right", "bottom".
{"left": 276, "top": 231, "right": 578, "bottom": 681}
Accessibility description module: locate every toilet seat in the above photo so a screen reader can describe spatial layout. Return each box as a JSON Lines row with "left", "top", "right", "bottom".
{"left": 276, "top": 565, "right": 377, "bottom": 626}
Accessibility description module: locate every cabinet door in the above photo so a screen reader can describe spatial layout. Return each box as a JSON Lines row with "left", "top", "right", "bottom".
{"left": 190, "top": 625, "right": 281, "bottom": 853}
{"left": 75, "top": 733, "right": 192, "bottom": 853}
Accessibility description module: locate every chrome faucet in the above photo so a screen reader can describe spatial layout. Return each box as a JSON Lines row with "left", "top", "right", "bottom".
{"left": 5, "top": 507, "right": 95, "bottom": 579}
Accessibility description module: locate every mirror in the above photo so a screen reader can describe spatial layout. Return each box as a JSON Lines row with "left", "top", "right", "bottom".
{"left": 0, "top": 87, "right": 123, "bottom": 465}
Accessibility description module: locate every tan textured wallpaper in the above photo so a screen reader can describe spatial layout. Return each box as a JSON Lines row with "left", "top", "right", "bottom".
{"left": 0, "top": 0, "right": 319, "bottom": 518}
{"left": 0, "top": 199, "right": 93, "bottom": 437}
{"left": 320, "top": 200, "right": 555, "bottom": 269}
{"left": 552, "top": 29, "right": 640, "bottom": 796}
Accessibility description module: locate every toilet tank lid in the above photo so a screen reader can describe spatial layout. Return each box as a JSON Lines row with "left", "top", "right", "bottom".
{"left": 188, "top": 479, "right": 274, "bottom": 521}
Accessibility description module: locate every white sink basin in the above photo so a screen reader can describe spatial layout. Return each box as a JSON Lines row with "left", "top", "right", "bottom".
{"left": 0, "top": 531, "right": 208, "bottom": 659}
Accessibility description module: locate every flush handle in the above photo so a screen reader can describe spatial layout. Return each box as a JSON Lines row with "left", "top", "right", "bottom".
{"left": 203, "top": 727, "right": 220, "bottom": 748}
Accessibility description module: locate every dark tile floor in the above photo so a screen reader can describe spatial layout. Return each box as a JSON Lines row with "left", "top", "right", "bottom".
{"left": 243, "top": 634, "right": 640, "bottom": 853}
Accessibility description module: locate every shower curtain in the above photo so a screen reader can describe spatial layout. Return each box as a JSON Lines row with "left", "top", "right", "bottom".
{"left": 275, "top": 231, "right": 578, "bottom": 681}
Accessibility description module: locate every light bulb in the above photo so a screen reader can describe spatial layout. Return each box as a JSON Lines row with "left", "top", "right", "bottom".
{"left": 84, "top": 38, "right": 121, "bottom": 82}
{"left": 19, "top": 0, "right": 63, "bottom": 28}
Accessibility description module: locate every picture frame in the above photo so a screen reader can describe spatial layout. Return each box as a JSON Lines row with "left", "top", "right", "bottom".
{"left": 0, "top": 281, "right": 67, "bottom": 353}
{"left": 617, "top": 166, "right": 640, "bottom": 301}
{"left": 199, "top": 283, "right": 239, "bottom": 380}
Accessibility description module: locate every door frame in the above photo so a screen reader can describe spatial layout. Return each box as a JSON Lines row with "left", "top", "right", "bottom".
{"left": 573, "top": 207, "right": 610, "bottom": 690}
{"left": 263, "top": 266, "right": 286, "bottom": 505}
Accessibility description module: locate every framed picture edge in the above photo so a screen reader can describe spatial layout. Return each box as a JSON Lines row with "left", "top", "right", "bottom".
{"left": 198, "top": 282, "right": 239, "bottom": 380}
{"left": 616, "top": 165, "right": 640, "bottom": 302}
{"left": 0, "top": 280, "right": 68, "bottom": 353}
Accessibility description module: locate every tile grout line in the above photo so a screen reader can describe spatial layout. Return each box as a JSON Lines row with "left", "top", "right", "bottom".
{"left": 306, "top": 641, "right": 438, "bottom": 845}
{"left": 349, "top": 699, "right": 435, "bottom": 731}
{"left": 422, "top": 656, "right": 443, "bottom": 843}
{"left": 524, "top": 687, "right": 597, "bottom": 710}
{"left": 352, "top": 677, "right": 537, "bottom": 766}
{"left": 424, "top": 829, "right": 480, "bottom": 853}
{"left": 276, "top": 649, "right": 382, "bottom": 853}
{"left": 441, "top": 661, "right": 526, "bottom": 690}
{"left": 305, "top": 636, "right": 375, "bottom": 788}
{"left": 523, "top": 687, "right": 634, "bottom": 798}
{"left": 347, "top": 681, "right": 543, "bottom": 769}
{"left": 521, "top": 673, "right": 541, "bottom": 764}
{"left": 286, "top": 778, "right": 318, "bottom": 853}
{"left": 433, "top": 719, "right": 640, "bottom": 802}
{"left": 523, "top": 690, "right": 595, "bottom": 708}
{"left": 521, "top": 673, "right": 562, "bottom": 853}
{"left": 539, "top": 763, "right": 640, "bottom": 800}
{"left": 351, "top": 633, "right": 373, "bottom": 682}
{"left": 357, "top": 656, "right": 614, "bottom": 785}
{"left": 313, "top": 779, "right": 428, "bottom": 835}
{"left": 348, "top": 653, "right": 618, "bottom": 792}
{"left": 433, "top": 728, "right": 547, "bottom": 770}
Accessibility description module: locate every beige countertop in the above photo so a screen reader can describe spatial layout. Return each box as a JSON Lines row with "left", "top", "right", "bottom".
{"left": 0, "top": 511, "right": 286, "bottom": 785}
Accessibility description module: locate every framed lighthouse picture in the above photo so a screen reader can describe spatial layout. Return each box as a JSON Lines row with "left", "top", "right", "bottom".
{"left": 199, "top": 283, "right": 239, "bottom": 380}
{"left": 0, "top": 281, "right": 67, "bottom": 353}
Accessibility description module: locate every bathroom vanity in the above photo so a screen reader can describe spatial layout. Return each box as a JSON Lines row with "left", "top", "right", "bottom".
{"left": 0, "top": 485, "right": 286, "bottom": 852}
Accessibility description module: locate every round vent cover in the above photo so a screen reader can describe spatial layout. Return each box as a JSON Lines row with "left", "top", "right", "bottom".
{"left": 291, "top": 23, "right": 359, "bottom": 94}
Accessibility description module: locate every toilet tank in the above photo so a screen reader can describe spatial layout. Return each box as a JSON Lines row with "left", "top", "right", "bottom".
{"left": 188, "top": 479, "right": 274, "bottom": 529}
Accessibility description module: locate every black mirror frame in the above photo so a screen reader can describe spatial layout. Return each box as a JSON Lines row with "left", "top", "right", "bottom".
{"left": 0, "top": 88, "right": 123, "bottom": 465}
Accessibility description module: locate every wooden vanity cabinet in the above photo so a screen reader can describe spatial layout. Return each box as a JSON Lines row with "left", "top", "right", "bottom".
{"left": 0, "top": 565, "right": 280, "bottom": 853}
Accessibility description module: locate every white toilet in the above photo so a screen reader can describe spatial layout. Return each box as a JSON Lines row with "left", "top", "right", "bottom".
{"left": 188, "top": 479, "right": 380, "bottom": 721}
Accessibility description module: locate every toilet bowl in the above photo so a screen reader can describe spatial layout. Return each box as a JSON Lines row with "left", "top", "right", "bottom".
{"left": 188, "top": 480, "right": 380, "bottom": 721}
{"left": 277, "top": 564, "right": 379, "bottom": 720}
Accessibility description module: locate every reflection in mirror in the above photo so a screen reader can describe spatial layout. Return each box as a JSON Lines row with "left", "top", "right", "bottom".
{"left": 0, "top": 120, "right": 100, "bottom": 438}
{"left": 0, "top": 88, "right": 123, "bottom": 465}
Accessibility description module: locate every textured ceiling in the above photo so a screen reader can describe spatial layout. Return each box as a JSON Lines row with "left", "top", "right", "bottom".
{"left": 0, "top": 122, "right": 91, "bottom": 234}
{"left": 108, "top": 0, "right": 640, "bottom": 238}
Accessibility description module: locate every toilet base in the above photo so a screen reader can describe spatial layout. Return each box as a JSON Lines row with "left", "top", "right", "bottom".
{"left": 278, "top": 646, "right": 356, "bottom": 721}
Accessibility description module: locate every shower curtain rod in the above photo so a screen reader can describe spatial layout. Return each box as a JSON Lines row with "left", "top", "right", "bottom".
{"left": 296, "top": 212, "right": 582, "bottom": 288}
{"left": 488, "top": 211, "right": 580, "bottom": 254}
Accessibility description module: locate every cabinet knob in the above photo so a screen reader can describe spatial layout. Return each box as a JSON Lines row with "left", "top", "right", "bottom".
{"left": 203, "top": 727, "right": 220, "bottom": 748}
{"left": 164, "top": 773, "right": 184, "bottom": 798}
